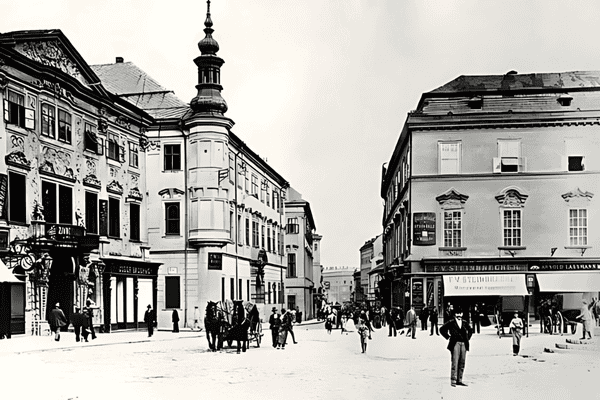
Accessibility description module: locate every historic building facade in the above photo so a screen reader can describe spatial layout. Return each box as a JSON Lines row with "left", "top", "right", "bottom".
{"left": 284, "top": 187, "right": 317, "bottom": 320}
{"left": 382, "top": 71, "right": 600, "bottom": 319}
{"left": 0, "top": 30, "right": 158, "bottom": 336}
{"left": 322, "top": 266, "right": 355, "bottom": 304}
{"left": 91, "top": 4, "right": 292, "bottom": 327}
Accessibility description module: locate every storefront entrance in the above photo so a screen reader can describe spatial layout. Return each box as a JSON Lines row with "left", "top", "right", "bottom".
{"left": 46, "top": 254, "right": 75, "bottom": 329}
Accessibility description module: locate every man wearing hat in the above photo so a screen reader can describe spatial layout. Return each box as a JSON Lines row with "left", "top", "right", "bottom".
{"left": 49, "top": 303, "right": 67, "bottom": 342}
{"left": 268, "top": 307, "right": 281, "bottom": 348}
{"left": 144, "top": 304, "right": 156, "bottom": 337}
{"left": 440, "top": 306, "right": 473, "bottom": 387}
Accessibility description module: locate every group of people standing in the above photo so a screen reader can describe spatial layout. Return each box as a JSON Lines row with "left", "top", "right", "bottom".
{"left": 268, "top": 307, "right": 298, "bottom": 349}
{"left": 381, "top": 304, "right": 440, "bottom": 338}
{"left": 47, "top": 301, "right": 97, "bottom": 342}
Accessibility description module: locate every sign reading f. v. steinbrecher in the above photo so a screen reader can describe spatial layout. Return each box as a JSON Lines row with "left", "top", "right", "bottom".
{"left": 442, "top": 274, "right": 528, "bottom": 296}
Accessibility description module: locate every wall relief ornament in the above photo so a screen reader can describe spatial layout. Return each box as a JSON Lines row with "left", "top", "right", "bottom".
{"left": 41, "top": 147, "right": 72, "bottom": 178}
{"left": 127, "top": 187, "right": 143, "bottom": 202}
{"left": 83, "top": 174, "right": 101, "bottom": 188}
{"left": 86, "top": 159, "right": 97, "bottom": 176}
{"left": 435, "top": 187, "right": 469, "bottom": 209}
{"left": 561, "top": 188, "right": 594, "bottom": 202}
{"left": 15, "top": 41, "right": 88, "bottom": 85}
{"left": 10, "top": 135, "right": 25, "bottom": 153}
{"left": 5, "top": 151, "right": 31, "bottom": 169}
{"left": 115, "top": 116, "right": 131, "bottom": 129}
{"left": 107, "top": 180, "right": 123, "bottom": 195}
{"left": 0, "top": 75, "right": 8, "bottom": 90}
{"left": 495, "top": 186, "right": 529, "bottom": 207}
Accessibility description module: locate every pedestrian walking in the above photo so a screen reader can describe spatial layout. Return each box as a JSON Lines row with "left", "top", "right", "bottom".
{"left": 172, "top": 309, "right": 180, "bottom": 333}
{"left": 85, "top": 299, "right": 96, "bottom": 340}
{"left": 81, "top": 306, "right": 91, "bottom": 342}
{"left": 284, "top": 309, "right": 298, "bottom": 345}
{"left": 144, "top": 304, "right": 156, "bottom": 337}
{"left": 268, "top": 307, "right": 281, "bottom": 347}
{"left": 386, "top": 307, "right": 396, "bottom": 336}
{"left": 396, "top": 307, "right": 405, "bottom": 335}
{"left": 357, "top": 318, "right": 369, "bottom": 353}
{"left": 440, "top": 307, "right": 473, "bottom": 387}
{"left": 420, "top": 306, "right": 429, "bottom": 331}
{"left": 48, "top": 303, "right": 67, "bottom": 342}
{"left": 325, "top": 311, "right": 334, "bottom": 334}
{"left": 472, "top": 305, "right": 481, "bottom": 334}
{"left": 405, "top": 305, "right": 417, "bottom": 339}
{"left": 295, "top": 306, "right": 302, "bottom": 323}
{"left": 360, "top": 310, "right": 373, "bottom": 340}
{"left": 509, "top": 312, "right": 524, "bottom": 355}
{"left": 70, "top": 306, "right": 84, "bottom": 342}
{"left": 381, "top": 305, "right": 387, "bottom": 327}
{"left": 429, "top": 307, "right": 439, "bottom": 336}
{"left": 277, "top": 308, "right": 292, "bottom": 349}
{"left": 577, "top": 299, "right": 593, "bottom": 340}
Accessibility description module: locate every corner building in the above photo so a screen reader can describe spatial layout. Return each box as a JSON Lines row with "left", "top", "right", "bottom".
{"left": 382, "top": 71, "right": 600, "bottom": 321}
{"left": 93, "top": 4, "right": 289, "bottom": 327}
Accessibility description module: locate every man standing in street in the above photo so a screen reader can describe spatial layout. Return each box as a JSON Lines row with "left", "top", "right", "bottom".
{"left": 386, "top": 307, "right": 396, "bottom": 337}
{"left": 420, "top": 306, "right": 429, "bottom": 331}
{"left": 85, "top": 299, "right": 96, "bottom": 340}
{"left": 405, "top": 305, "right": 417, "bottom": 339}
{"left": 144, "top": 304, "right": 156, "bottom": 337}
{"left": 440, "top": 307, "right": 473, "bottom": 387}
{"left": 49, "top": 303, "right": 67, "bottom": 342}
{"left": 429, "top": 307, "right": 439, "bottom": 336}
{"left": 70, "top": 306, "right": 84, "bottom": 342}
{"left": 268, "top": 307, "right": 281, "bottom": 348}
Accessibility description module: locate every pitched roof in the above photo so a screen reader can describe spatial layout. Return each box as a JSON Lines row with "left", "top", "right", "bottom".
{"left": 90, "top": 62, "right": 189, "bottom": 119}
{"left": 430, "top": 71, "right": 600, "bottom": 94}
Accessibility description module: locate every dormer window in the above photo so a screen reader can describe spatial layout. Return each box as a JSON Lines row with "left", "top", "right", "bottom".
{"left": 557, "top": 94, "right": 573, "bottom": 107}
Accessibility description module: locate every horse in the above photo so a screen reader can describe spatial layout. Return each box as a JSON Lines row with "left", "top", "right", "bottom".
{"left": 204, "top": 301, "right": 222, "bottom": 352}
{"left": 220, "top": 300, "right": 251, "bottom": 354}
{"left": 590, "top": 298, "right": 600, "bottom": 326}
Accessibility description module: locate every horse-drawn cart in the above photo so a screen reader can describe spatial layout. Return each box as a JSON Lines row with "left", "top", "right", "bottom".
{"left": 204, "top": 300, "right": 262, "bottom": 353}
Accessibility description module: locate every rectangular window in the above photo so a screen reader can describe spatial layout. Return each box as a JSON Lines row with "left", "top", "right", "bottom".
{"left": 41, "top": 181, "right": 72, "bottom": 224}
{"left": 267, "top": 227, "right": 271, "bottom": 252}
{"left": 130, "top": 203, "right": 140, "bottom": 241}
{"left": 251, "top": 175, "right": 258, "bottom": 196}
{"left": 229, "top": 155, "right": 235, "bottom": 184}
{"left": 247, "top": 280, "right": 250, "bottom": 301}
{"left": 498, "top": 140, "right": 521, "bottom": 173}
{"left": 164, "top": 144, "right": 181, "bottom": 171}
{"left": 85, "top": 191, "right": 98, "bottom": 234}
{"left": 165, "top": 276, "right": 181, "bottom": 309}
{"left": 129, "top": 142, "right": 139, "bottom": 168}
{"left": 238, "top": 279, "right": 242, "bottom": 301}
{"left": 230, "top": 277, "right": 235, "bottom": 300}
{"left": 273, "top": 191, "right": 278, "bottom": 211}
{"left": 165, "top": 202, "right": 180, "bottom": 235}
{"left": 261, "top": 224, "right": 265, "bottom": 248}
{"left": 502, "top": 209, "right": 521, "bottom": 247}
{"left": 107, "top": 133, "right": 121, "bottom": 162}
{"left": 5, "top": 90, "right": 26, "bottom": 129}
{"left": 245, "top": 173, "right": 249, "bottom": 193}
{"left": 108, "top": 197, "right": 120, "bottom": 237}
{"left": 286, "top": 217, "right": 299, "bottom": 234}
{"left": 569, "top": 209, "right": 587, "bottom": 246}
{"left": 252, "top": 221, "right": 259, "bottom": 248}
{"left": 245, "top": 217, "right": 250, "bottom": 246}
{"left": 8, "top": 171, "right": 26, "bottom": 224}
{"left": 57, "top": 109, "right": 71, "bottom": 144}
{"left": 58, "top": 185, "right": 73, "bottom": 224}
{"left": 287, "top": 253, "right": 296, "bottom": 278}
{"left": 41, "top": 181, "right": 57, "bottom": 223}
{"left": 268, "top": 282, "right": 271, "bottom": 304}
{"left": 443, "top": 210, "right": 462, "bottom": 247}
{"left": 41, "top": 104, "right": 55, "bottom": 138}
{"left": 439, "top": 142, "right": 460, "bottom": 174}
{"left": 266, "top": 183, "right": 270, "bottom": 207}
{"left": 84, "top": 123, "right": 102, "bottom": 154}
{"left": 221, "top": 277, "right": 225, "bottom": 302}
{"left": 565, "top": 139, "right": 585, "bottom": 172}
{"left": 238, "top": 214, "right": 243, "bottom": 245}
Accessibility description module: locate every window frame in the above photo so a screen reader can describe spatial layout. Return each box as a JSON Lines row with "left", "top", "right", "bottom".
{"left": 443, "top": 210, "right": 462, "bottom": 248}
{"left": 130, "top": 202, "right": 141, "bottom": 241}
{"left": 8, "top": 171, "right": 27, "bottom": 224}
{"left": 498, "top": 139, "right": 522, "bottom": 173}
{"left": 41, "top": 180, "right": 73, "bottom": 224}
{"left": 57, "top": 108, "right": 72, "bottom": 144}
{"left": 568, "top": 208, "right": 588, "bottom": 246}
{"left": 165, "top": 276, "right": 181, "bottom": 309}
{"left": 41, "top": 103, "right": 56, "bottom": 139}
{"left": 287, "top": 253, "right": 297, "bottom": 278}
{"left": 164, "top": 144, "right": 181, "bottom": 171}
{"left": 502, "top": 209, "right": 522, "bottom": 247}
{"left": 165, "top": 202, "right": 181, "bottom": 236}
{"left": 108, "top": 197, "right": 121, "bottom": 238}
{"left": 438, "top": 141, "right": 461, "bottom": 175}
{"left": 129, "top": 142, "right": 139, "bottom": 168}
{"left": 85, "top": 191, "right": 98, "bottom": 235}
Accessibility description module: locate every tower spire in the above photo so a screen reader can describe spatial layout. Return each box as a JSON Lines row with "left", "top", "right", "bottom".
{"left": 190, "top": 0, "right": 228, "bottom": 115}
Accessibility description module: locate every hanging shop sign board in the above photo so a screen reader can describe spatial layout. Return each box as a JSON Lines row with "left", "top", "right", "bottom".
{"left": 208, "top": 253, "right": 223, "bottom": 270}
{"left": 442, "top": 274, "right": 528, "bottom": 296}
{"left": 413, "top": 212, "right": 436, "bottom": 246}
{"left": 412, "top": 278, "right": 424, "bottom": 306}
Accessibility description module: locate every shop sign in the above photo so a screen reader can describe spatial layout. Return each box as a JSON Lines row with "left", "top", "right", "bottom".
{"left": 426, "top": 262, "right": 527, "bottom": 273}
{"left": 115, "top": 265, "right": 153, "bottom": 276}
{"left": 529, "top": 262, "right": 600, "bottom": 271}
{"left": 208, "top": 253, "right": 223, "bottom": 270}
{"left": 0, "top": 174, "right": 7, "bottom": 219}
{"left": 442, "top": 274, "right": 528, "bottom": 296}
{"left": 45, "top": 223, "right": 85, "bottom": 240}
{"left": 412, "top": 278, "right": 423, "bottom": 305}
{"left": 413, "top": 212, "right": 436, "bottom": 246}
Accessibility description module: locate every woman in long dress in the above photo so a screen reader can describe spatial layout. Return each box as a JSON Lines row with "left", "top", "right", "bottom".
{"left": 509, "top": 312, "right": 524, "bottom": 356}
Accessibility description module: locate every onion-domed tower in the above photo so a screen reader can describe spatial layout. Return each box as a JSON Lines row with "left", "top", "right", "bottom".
{"left": 190, "top": 0, "right": 228, "bottom": 115}
{"left": 184, "top": 0, "right": 235, "bottom": 249}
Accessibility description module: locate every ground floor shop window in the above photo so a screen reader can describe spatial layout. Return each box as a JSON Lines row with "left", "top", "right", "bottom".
{"left": 165, "top": 276, "right": 180, "bottom": 309}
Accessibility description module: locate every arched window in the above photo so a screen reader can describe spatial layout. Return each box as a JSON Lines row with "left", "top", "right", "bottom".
{"left": 165, "top": 202, "right": 180, "bottom": 235}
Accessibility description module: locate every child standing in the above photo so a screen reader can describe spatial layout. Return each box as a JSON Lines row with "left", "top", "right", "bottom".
{"left": 357, "top": 318, "right": 369, "bottom": 353}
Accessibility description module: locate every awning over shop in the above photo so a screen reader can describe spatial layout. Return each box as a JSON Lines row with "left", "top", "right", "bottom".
{"left": 443, "top": 274, "right": 528, "bottom": 296}
{"left": 536, "top": 273, "right": 600, "bottom": 292}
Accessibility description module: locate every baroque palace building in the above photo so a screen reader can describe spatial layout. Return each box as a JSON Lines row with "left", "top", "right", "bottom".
{"left": 0, "top": 2, "right": 319, "bottom": 335}
{"left": 381, "top": 71, "right": 600, "bottom": 322}
{"left": 0, "top": 29, "right": 156, "bottom": 336}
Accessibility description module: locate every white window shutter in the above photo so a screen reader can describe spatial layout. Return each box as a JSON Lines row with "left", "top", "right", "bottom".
{"left": 518, "top": 157, "right": 527, "bottom": 172}
{"left": 25, "top": 108, "right": 35, "bottom": 129}
{"left": 97, "top": 137, "right": 104, "bottom": 155}
{"left": 492, "top": 157, "right": 501, "bottom": 173}
{"left": 3, "top": 99, "right": 8, "bottom": 122}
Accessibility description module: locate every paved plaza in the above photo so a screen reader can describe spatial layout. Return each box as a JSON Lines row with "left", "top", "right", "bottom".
{"left": 1, "top": 320, "right": 598, "bottom": 400}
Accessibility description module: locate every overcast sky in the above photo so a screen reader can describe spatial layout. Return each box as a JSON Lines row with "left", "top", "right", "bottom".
{"left": 5, "top": 0, "right": 600, "bottom": 269}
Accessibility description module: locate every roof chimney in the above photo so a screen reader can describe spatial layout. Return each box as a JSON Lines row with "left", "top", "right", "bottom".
{"left": 116, "top": 57, "right": 124, "bottom": 63}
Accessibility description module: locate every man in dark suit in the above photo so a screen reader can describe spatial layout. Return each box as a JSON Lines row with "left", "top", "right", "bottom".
{"left": 268, "top": 307, "right": 281, "bottom": 348}
{"left": 440, "top": 307, "right": 473, "bottom": 387}
{"left": 429, "top": 307, "right": 439, "bottom": 336}
{"left": 70, "top": 307, "right": 84, "bottom": 342}
{"left": 144, "top": 305, "right": 156, "bottom": 337}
